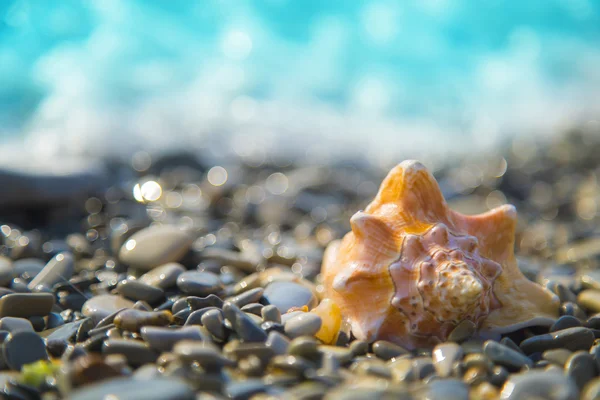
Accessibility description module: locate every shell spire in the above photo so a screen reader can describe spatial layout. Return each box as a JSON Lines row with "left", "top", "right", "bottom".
{"left": 322, "top": 160, "right": 559, "bottom": 349}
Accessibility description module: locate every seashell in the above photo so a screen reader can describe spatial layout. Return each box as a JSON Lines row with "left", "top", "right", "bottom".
{"left": 322, "top": 160, "right": 559, "bottom": 349}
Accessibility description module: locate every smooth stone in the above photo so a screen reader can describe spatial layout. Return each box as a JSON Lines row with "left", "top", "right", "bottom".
{"left": 432, "top": 342, "right": 463, "bottom": 377}
{"left": 69, "top": 377, "right": 195, "bottom": 400}
{"left": 500, "top": 337, "right": 525, "bottom": 355}
{"left": 0, "top": 293, "right": 55, "bottom": 318}
{"left": 241, "top": 303, "right": 263, "bottom": 316}
{"left": 27, "top": 252, "right": 74, "bottom": 291}
{"left": 583, "top": 378, "right": 600, "bottom": 400}
{"left": 416, "top": 379, "right": 469, "bottom": 400}
{"left": 138, "top": 263, "right": 185, "bottom": 289}
{"left": 350, "top": 340, "right": 369, "bottom": 356}
{"left": 2, "top": 331, "right": 48, "bottom": 370}
{"left": 103, "top": 339, "right": 159, "bottom": 366}
{"left": 566, "top": 351, "right": 597, "bottom": 390}
{"left": 543, "top": 348, "right": 573, "bottom": 366}
{"left": 45, "top": 312, "right": 65, "bottom": 330}
{"left": 184, "top": 307, "right": 217, "bottom": 326}
{"left": 263, "top": 282, "right": 317, "bottom": 313}
{"left": 0, "top": 257, "right": 12, "bottom": 287}
{"left": 141, "top": 326, "right": 206, "bottom": 352}
{"left": 113, "top": 309, "right": 172, "bottom": 332}
{"left": 227, "top": 287, "right": 264, "bottom": 308}
{"left": 373, "top": 340, "right": 409, "bottom": 360}
{"left": 520, "top": 327, "right": 595, "bottom": 353}
{"left": 483, "top": 340, "right": 533, "bottom": 370}
{"left": 265, "top": 331, "right": 290, "bottom": 355}
{"left": 288, "top": 336, "right": 320, "bottom": 360}
{"left": 578, "top": 290, "right": 600, "bottom": 313}
{"left": 176, "top": 271, "right": 223, "bottom": 296}
{"left": 223, "top": 302, "right": 267, "bottom": 342}
{"left": 173, "top": 341, "right": 234, "bottom": 370}
{"left": 200, "top": 309, "right": 226, "bottom": 340}
{"left": 0, "top": 317, "right": 33, "bottom": 333}
{"left": 551, "top": 315, "right": 582, "bottom": 332}
{"left": 116, "top": 279, "right": 164, "bottom": 304}
{"left": 44, "top": 318, "right": 88, "bottom": 342}
{"left": 500, "top": 370, "right": 578, "bottom": 400}
{"left": 118, "top": 226, "right": 193, "bottom": 270}
{"left": 12, "top": 258, "right": 45, "bottom": 278}
{"left": 82, "top": 295, "right": 135, "bottom": 322}
{"left": 581, "top": 271, "right": 600, "bottom": 290}
{"left": 447, "top": 320, "right": 476, "bottom": 342}
{"left": 284, "top": 313, "right": 322, "bottom": 339}
{"left": 261, "top": 305, "right": 281, "bottom": 323}
{"left": 225, "top": 379, "right": 268, "bottom": 400}
{"left": 185, "top": 294, "right": 224, "bottom": 311}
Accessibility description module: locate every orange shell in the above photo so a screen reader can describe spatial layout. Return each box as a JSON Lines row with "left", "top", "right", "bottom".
{"left": 322, "top": 160, "right": 559, "bottom": 349}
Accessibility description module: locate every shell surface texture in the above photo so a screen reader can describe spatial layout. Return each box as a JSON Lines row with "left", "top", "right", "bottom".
{"left": 322, "top": 160, "right": 559, "bottom": 349}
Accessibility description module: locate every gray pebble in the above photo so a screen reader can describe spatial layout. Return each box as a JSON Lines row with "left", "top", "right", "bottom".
{"left": 119, "top": 225, "right": 193, "bottom": 270}
{"left": 117, "top": 279, "right": 164, "bottom": 304}
{"left": 288, "top": 336, "right": 320, "bottom": 360}
{"left": 177, "top": 271, "right": 223, "bottom": 296}
{"left": 500, "top": 337, "right": 525, "bottom": 355}
{"left": 174, "top": 340, "right": 234, "bottom": 370}
{"left": 2, "top": 331, "right": 48, "bottom": 370}
{"left": 373, "top": 340, "right": 409, "bottom": 360}
{"left": 261, "top": 305, "right": 281, "bottom": 323}
{"left": 265, "top": 331, "right": 290, "bottom": 355}
{"left": 566, "top": 351, "right": 597, "bottom": 390}
{"left": 416, "top": 379, "right": 469, "bottom": 400}
{"left": 201, "top": 308, "right": 226, "bottom": 340}
{"left": 483, "top": 340, "right": 533, "bottom": 370}
{"left": 520, "top": 327, "right": 595, "bottom": 353}
{"left": 138, "top": 262, "right": 185, "bottom": 289}
{"left": 44, "top": 318, "right": 88, "bottom": 343}
{"left": 223, "top": 302, "right": 267, "bottom": 342}
{"left": 263, "top": 281, "right": 317, "bottom": 313}
{"left": 448, "top": 320, "right": 476, "bottom": 343}
{"left": 199, "top": 248, "right": 258, "bottom": 273}
{"left": 224, "top": 379, "right": 268, "bottom": 400}
{"left": 103, "top": 339, "right": 159, "bottom": 366}
{"left": 82, "top": 294, "right": 135, "bottom": 323}
{"left": 141, "top": 326, "right": 206, "bottom": 352}
{"left": 543, "top": 348, "right": 573, "bottom": 366}
{"left": 227, "top": 287, "right": 264, "bottom": 308}
{"left": 186, "top": 294, "right": 224, "bottom": 310}
{"left": 69, "top": 377, "right": 195, "bottom": 400}
{"left": 27, "top": 252, "right": 74, "bottom": 291}
{"left": 241, "top": 303, "right": 263, "bottom": 316}
{"left": 284, "top": 313, "right": 321, "bottom": 339}
{"left": 551, "top": 315, "right": 582, "bottom": 332}
{"left": 0, "top": 317, "right": 34, "bottom": 333}
{"left": 12, "top": 258, "right": 45, "bottom": 278}
{"left": 113, "top": 309, "right": 172, "bottom": 332}
{"left": 500, "top": 370, "right": 578, "bottom": 400}
{"left": 0, "top": 293, "right": 55, "bottom": 318}
{"left": 432, "top": 342, "right": 463, "bottom": 377}
{"left": 0, "top": 257, "right": 13, "bottom": 287}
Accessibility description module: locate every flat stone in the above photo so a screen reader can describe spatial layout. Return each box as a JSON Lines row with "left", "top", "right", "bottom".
{"left": 432, "top": 342, "right": 463, "bottom": 378}
{"left": 578, "top": 290, "right": 600, "bottom": 313}
{"left": 138, "top": 263, "right": 185, "bottom": 289}
{"left": 44, "top": 318, "right": 88, "bottom": 343}
{"left": 0, "top": 293, "right": 55, "bottom": 318}
{"left": 0, "top": 317, "right": 34, "bottom": 333}
{"left": 118, "top": 225, "right": 193, "bottom": 270}
{"left": 550, "top": 315, "right": 581, "bottom": 332}
{"left": 0, "top": 257, "right": 13, "bottom": 287}
{"left": 27, "top": 252, "right": 74, "bottom": 291}
{"left": 263, "top": 281, "right": 317, "bottom": 313}
{"left": 227, "top": 287, "right": 264, "bottom": 308}
{"left": 69, "top": 377, "right": 195, "bottom": 400}
{"left": 103, "top": 339, "right": 159, "bottom": 366}
{"left": 176, "top": 271, "right": 223, "bottom": 296}
{"left": 520, "top": 327, "right": 595, "bottom": 353}
{"left": 284, "top": 312, "right": 322, "bottom": 339}
{"left": 2, "top": 331, "right": 48, "bottom": 370}
{"left": 116, "top": 279, "right": 164, "bottom": 304}
{"left": 113, "top": 309, "right": 172, "bottom": 332}
{"left": 483, "top": 340, "right": 533, "bottom": 370}
{"left": 500, "top": 370, "right": 578, "bottom": 400}
{"left": 82, "top": 295, "right": 135, "bottom": 322}
{"left": 566, "top": 351, "right": 597, "bottom": 390}
{"left": 373, "top": 340, "right": 409, "bottom": 360}
{"left": 140, "top": 326, "right": 206, "bottom": 352}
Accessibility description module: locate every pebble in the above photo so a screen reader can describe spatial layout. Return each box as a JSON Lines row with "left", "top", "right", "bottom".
{"left": 69, "top": 377, "right": 195, "bottom": 400}
{"left": 543, "top": 348, "right": 573, "bottom": 366}
{"left": 113, "top": 309, "right": 173, "bottom": 332}
{"left": 224, "top": 379, "right": 268, "bottom": 400}
{"left": 263, "top": 281, "right": 318, "bottom": 313}
{"left": 12, "top": 258, "right": 45, "bottom": 278}
{"left": 500, "top": 370, "right": 579, "bottom": 400}
{"left": 550, "top": 315, "right": 581, "bottom": 332}
{"left": 223, "top": 302, "right": 267, "bottom": 342}
{"left": 583, "top": 378, "right": 600, "bottom": 400}
{"left": 578, "top": 290, "right": 600, "bottom": 313}
{"left": 200, "top": 308, "right": 226, "bottom": 341}
{"left": 118, "top": 225, "right": 193, "bottom": 270}
{"left": 241, "top": 303, "right": 263, "bottom": 316}
{"left": 138, "top": 262, "right": 186, "bottom": 289}
{"left": 432, "top": 342, "right": 463, "bottom": 377}
{"left": 261, "top": 304, "right": 281, "bottom": 323}
{"left": 0, "top": 317, "right": 34, "bottom": 333}
{"left": 116, "top": 279, "right": 165, "bottom": 304}
{"left": 373, "top": 340, "right": 409, "bottom": 360}
{"left": 283, "top": 312, "right": 322, "bottom": 339}
{"left": 103, "top": 339, "right": 159, "bottom": 366}
{"left": 140, "top": 326, "right": 207, "bottom": 352}
{"left": 174, "top": 340, "right": 235, "bottom": 370}
{"left": 483, "top": 340, "right": 533, "bottom": 370}
{"left": 2, "top": 331, "right": 48, "bottom": 370}
{"left": 448, "top": 320, "right": 476, "bottom": 343}
{"left": 416, "top": 379, "right": 469, "bottom": 400}
{"left": 176, "top": 271, "right": 223, "bottom": 296}
{"left": 227, "top": 287, "right": 264, "bottom": 308}
{"left": 565, "top": 351, "right": 597, "bottom": 390}
{"left": 27, "top": 252, "right": 74, "bottom": 291}
{"left": 82, "top": 295, "right": 135, "bottom": 322}
{"left": 0, "top": 293, "right": 55, "bottom": 318}
{"left": 520, "top": 327, "right": 595, "bottom": 353}
{"left": 0, "top": 257, "right": 12, "bottom": 287}
{"left": 265, "top": 331, "right": 290, "bottom": 355}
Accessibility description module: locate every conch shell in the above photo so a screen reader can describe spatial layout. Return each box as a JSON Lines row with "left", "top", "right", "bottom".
{"left": 322, "top": 160, "right": 559, "bottom": 349}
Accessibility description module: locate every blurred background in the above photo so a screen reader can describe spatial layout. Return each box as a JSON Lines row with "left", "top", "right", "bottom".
{"left": 1, "top": 0, "right": 600, "bottom": 166}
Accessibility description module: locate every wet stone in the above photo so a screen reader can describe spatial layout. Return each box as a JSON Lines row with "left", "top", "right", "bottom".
{"left": 483, "top": 340, "right": 533, "bottom": 370}
{"left": 500, "top": 370, "right": 579, "bottom": 400}
{"left": 0, "top": 317, "right": 34, "bottom": 333}
{"left": 0, "top": 293, "right": 55, "bottom": 318}
{"left": 82, "top": 294, "right": 135, "bottom": 323}
{"left": 176, "top": 271, "right": 223, "bottom": 296}
{"left": 551, "top": 315, "right": 582, "bottom": 332}
{"left": 113, "top": 309, "right": 172, "bottom": 332}
{"left": 520, "top": 327, "right": 595, "bottom": 353}
{"left": 227, "top": 287, "right": 264, "bottom": 308}
{"left": 138, "top": 262, "right": 186, "bottom": 289}
{"left": 118, "top": 225, "right": 194, "bottom": 271}
{"left": 433, "top": 342, "right": 463, "bottom": 378}
{"left": 373, "top": 340, "right": 409, "bottom": 360}
{"left": 69, "top": 377, "right": 195, "bottom": 400}
{"left": 200, "top": 308, "right": 226, "bottom": 340}
{"left": 141, "top": 326, "right": 207, "bottom": 352}
{"left": 543, "top": 348, "right": 573, "bottom": 366}
{"left": 103, "top": 339, "right": 159, "bottom": 366}
{"left": 116, "top": 279, "right": 164, "bottom": 304}
{"left": 284, "top": 312, "right": 321, "bottom": 339}
{"left": 448, "top": 320, "right": 476, "bottom": 343}
{"left": 263, "top": 281, "right": 317, "bottom": 313}
{"left": 2, "top": 331, "right": 48, "bottom": 370}
{"left": 566, "top": 351, "right": 597, "bottom": 390}
{"left": 27, "top": 252, "right": 74, "bottom": 291}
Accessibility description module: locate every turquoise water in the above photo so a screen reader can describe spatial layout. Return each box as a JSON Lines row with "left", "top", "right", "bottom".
{"left": 1, "top": 0, "right": 599, "bottom": 159}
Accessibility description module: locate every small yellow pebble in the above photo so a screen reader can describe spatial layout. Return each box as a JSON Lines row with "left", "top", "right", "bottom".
{"left": 21, "top": 360, "right": 60, "bottom": 387}
{"left": 470, "top": 382, "right": 499, "bottom": 400}
{"left": 311, "top": 298, "right": 342, "bottom": 344}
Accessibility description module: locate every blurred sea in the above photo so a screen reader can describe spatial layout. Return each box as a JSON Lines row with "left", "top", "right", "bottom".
{"left": 1, "top": 0, "right": 600, "bottom": 166}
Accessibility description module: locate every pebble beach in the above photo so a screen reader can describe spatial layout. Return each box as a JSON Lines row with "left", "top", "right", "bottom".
{"left": 1, "top": 128, "right": 600, "bottom": 400}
